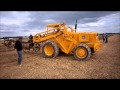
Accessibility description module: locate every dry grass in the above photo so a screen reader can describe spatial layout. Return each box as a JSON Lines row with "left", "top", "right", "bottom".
{"left": 0, "top": 34, "right": 120, "bottom": 79}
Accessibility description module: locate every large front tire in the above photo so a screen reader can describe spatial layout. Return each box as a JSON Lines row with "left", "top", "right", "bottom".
{"left": 73, "top": 44, "right": 91, "bottom": 61}
{"left": 42, "top": 41, "right": 59, "bottom": 58}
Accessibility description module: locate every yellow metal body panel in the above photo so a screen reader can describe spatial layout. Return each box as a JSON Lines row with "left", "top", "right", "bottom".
{"left": 33, "top": 22, "right": 101, "bottom": 54}
{"left": 79, "top": 33, "right": 89, "bottom": 42}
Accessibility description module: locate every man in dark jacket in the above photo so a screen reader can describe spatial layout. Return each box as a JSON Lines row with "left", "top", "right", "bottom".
{"left": 14, "top": 37, "right": 23, "bottom": 65}
{"left": 105, "top": 33, "right": 108, "bottom": 43}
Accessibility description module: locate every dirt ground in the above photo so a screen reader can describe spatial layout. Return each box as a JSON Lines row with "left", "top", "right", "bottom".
{"left": 0, "top": 34, "right": 120, "bottom": 79}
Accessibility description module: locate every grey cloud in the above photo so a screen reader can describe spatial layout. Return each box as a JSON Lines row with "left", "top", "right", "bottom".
{"left": 0, "top": 11, "right": 15, "bottom": 18}
{"left": 0, "top": 24, "right": 20, "bottom": 30}
{"left": 0, "top": 11, "right": 119, "bottom": 37}
{"left": 0, "top": 30, "right": 19, "bottom": 37}
{"left": 27, "top": 11, "right": 117, "bottom": 25}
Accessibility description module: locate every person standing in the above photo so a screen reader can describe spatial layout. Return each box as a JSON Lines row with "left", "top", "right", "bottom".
{"left": 105, "top": 33, "right": 108, "bottom": 43}
{"left": 14, "top": 37, "right": 23, "bottom": 65}
{"left": 102, "top": 33, "right": 105, "bottom": 43}
{"left": 28, "top": 34, "right": 34, "bottom": 50}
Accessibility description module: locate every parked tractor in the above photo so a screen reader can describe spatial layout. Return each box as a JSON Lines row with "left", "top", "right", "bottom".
{"left": 33, "top": 22, "right": 101, "bottom": 60}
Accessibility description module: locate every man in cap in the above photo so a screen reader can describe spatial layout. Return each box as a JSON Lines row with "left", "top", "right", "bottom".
{"left": 14, "top": 37, "right": 23, "bottom": 65}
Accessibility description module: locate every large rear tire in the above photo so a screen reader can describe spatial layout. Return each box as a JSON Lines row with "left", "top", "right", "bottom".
{"left": 73, "top": 44, "right": 91, "bottom": 61}
{"left": 42, "top": 41, "right": 59, "bottom": 58}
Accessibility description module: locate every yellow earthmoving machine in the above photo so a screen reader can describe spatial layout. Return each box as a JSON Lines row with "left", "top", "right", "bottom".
{"left": 33, "top": 22, "right": 101, "bottom": 60}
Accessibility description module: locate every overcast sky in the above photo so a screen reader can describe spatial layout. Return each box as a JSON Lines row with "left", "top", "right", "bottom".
{"left": 0, "top": 11, "right": 120, "bottom": 38}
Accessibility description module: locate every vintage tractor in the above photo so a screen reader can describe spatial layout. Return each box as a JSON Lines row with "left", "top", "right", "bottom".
{"left": 33, "top": 22, "right": 101, "bottom": 60}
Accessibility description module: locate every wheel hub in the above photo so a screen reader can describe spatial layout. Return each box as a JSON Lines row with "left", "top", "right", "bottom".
{"left": 76, "top": 48, "right": 87, "bottom": 58}
{"left": 44, "top": 44, "right": 54, "bottom": 56}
